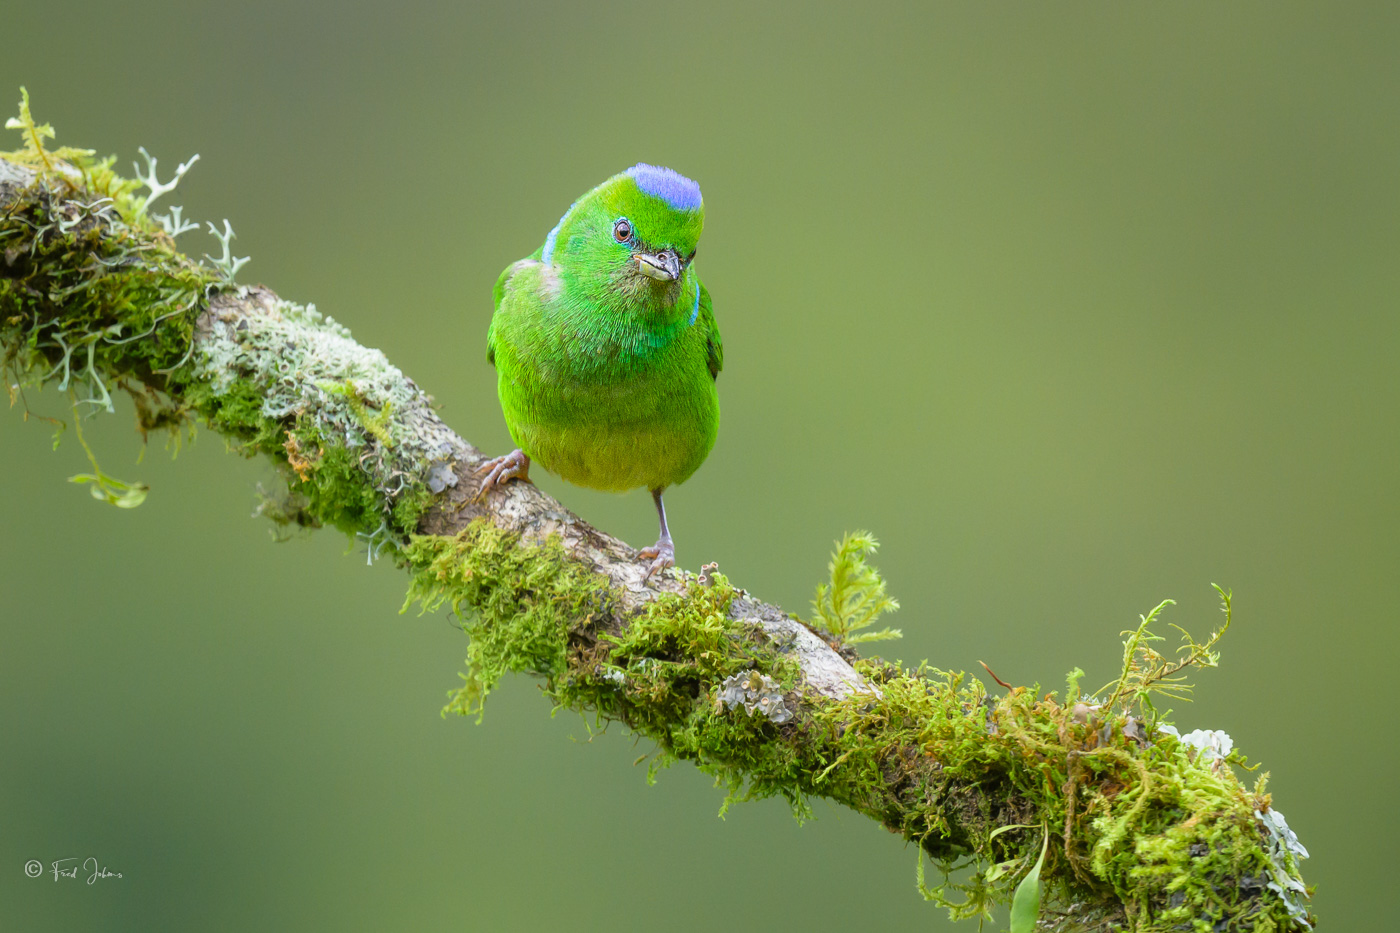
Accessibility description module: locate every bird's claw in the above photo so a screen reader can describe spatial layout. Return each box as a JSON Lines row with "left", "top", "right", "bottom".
{"left": 637, "top": 535, "right": 675, "bottom": 581}
{"left": 474, "top": 449, "right": 530, "bottom": 501}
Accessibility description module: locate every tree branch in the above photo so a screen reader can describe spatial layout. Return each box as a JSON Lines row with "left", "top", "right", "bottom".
{"left": 1, "top": 136, "right": 1313, "bottom": 932}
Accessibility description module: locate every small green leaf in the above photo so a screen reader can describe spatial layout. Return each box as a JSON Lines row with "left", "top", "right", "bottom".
{"left": 847, "top": 626, "right": 903, "bottom": 644}
{"left": 65, "top": 401, "right": 150, "bottom": 509}
{"left": 69, "top": 473, "right": 149, "bottom": 508}
{"left": 1009, "top": 825, "right": 1049, "bottom": 933}
{"left": 987, "top": 822, "right": 1038, "bottom": 842}
{"left": 109, "top": 483, "right": 149, "bottom": 508}
{"left": 984, "top": 859, "right": 1020, "bottom": 884}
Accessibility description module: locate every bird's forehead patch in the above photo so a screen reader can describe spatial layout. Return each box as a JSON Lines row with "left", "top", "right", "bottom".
{"left": 625, "top": 164, "right": 702, "bottom": 212}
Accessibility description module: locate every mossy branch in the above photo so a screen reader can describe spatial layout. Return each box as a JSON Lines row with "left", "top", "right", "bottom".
{"left": 0, "top": 104, "right": 1313, "bottom": 932}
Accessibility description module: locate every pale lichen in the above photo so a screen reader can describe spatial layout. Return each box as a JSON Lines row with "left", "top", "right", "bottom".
{"left": 190, "top": 291, "right": 462, "bottom": 539}
{"left": 130, "top": 146, "right": 199, "bottom": 217}
{"left": 1257, "top": 807, "right": 1312, "bottom": 929}
{"left": 717, "top": 670, "right": 794, "bottom": 723}
{"left": 1157, "top": 724, "right": 1234, "bottom": 769}
{"left": 202, "top": 218, "right": 248, "bottom": 280}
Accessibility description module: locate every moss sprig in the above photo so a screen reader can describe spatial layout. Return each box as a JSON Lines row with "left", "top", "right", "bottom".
{"left": 1099, "top": 584, "right": 1232, "bottom": 720}
{"left": 3, "top": 87, "right": 93, "bottom": 171}
{"left": 811, "top": 531, "right": 902, "bottom": 644}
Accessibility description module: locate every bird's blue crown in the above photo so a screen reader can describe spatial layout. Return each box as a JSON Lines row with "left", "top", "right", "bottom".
{"left": 626, "top": 163, "right": 702, "bottom": 212}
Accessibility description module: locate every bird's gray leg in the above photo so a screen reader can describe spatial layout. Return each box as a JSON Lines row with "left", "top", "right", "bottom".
{"left": 637, "top": 487, "right": 675, "bottom": 580}
{"left": 474, "top": 448, "right": 531, "bottom": 499}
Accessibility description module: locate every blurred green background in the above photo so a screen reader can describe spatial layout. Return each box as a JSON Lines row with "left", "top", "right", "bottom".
{"left": 3, "top": 2, "right": 1395, "bottom": 929}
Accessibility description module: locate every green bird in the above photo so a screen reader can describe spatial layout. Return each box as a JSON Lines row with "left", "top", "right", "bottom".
{"left": 477, "top": 164, "right": 722, "bottom": 578}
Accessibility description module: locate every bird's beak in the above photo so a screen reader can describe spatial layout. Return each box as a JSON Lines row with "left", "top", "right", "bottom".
{"left": 635, "top": 249, "right": 682, "bottom": 282}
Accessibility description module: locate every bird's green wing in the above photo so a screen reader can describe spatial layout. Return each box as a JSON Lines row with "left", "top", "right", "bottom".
{"left": 698, "top": 282, "right": 722, "bottom": 380}
{"left": 489, "top": 252, "right": 548, "bottom": 366}
{"left": 486, "top": 262, "right": 517, "bottom": 367}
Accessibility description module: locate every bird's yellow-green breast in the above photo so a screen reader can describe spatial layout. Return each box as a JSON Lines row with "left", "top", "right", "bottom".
{"left": 486, "top": 164, "right": 723, "bottom": 493}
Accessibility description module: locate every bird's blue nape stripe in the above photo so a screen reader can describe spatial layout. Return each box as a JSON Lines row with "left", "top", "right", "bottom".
{"left": 688, "top": 282, "right": 701, "bottom": 326}
{"left": 541, "top": 220, "right": 562, "bottom": 265}
{"left": 542, "top": 192, "right": 589, "bottom": 265}
{"left": 540, "top": 204, "right": 572, "bottom": 265}
{"left": 626, "top": 163, "right": 702, "bottom": 212}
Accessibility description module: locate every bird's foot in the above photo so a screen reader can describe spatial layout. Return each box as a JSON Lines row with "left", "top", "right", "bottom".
{"left": 637, "top": 534, "right": 675, "bottom": 581}
{"left": 474, "top": 449, "right": 531, "bottom": 500}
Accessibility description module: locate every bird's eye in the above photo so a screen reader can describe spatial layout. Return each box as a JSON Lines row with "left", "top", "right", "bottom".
{"left": 612, "top": 219, "right": 632, "bottom": 243}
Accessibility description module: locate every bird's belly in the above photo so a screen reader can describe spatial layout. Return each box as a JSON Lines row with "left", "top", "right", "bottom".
{"left": 499, "top": 372, "right": 716, "bottom": 492}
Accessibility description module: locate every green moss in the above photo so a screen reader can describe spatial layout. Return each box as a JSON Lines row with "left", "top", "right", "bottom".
{"left": 2, "top": 95, "right": 215, "bottom": 399}
{"left": 188, "top": 378, "right": 282, "bottom": 445}
{"left": 557, "top": 569, "right": 813, "bottom": 814}
{"left": 2, "top": 98, "right": 219, "bottom": 511}
{"left": 325, "top": 379, "right": 395, "bottom": 447}
{"left": 0, "top": 173, "right": 214, "bottom": 389}
{"left": 402, "top": 523, "right": 813, "bottom": 812}
{"left": 796, "top": 650, "right": 1310, "bottom": 930}
{"left": 292, "top": 438, "right": 384, "bottom": 534}
{"left": 402, "top": 522, "right": 613, "bottom": 719}
{"left": 389, "top": 482, "right": 434, "bottom": 535}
